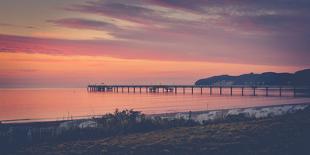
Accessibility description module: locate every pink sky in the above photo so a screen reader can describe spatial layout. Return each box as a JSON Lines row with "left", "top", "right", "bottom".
{"left": 0, "top": 0, "right": 309, "bottom": 87}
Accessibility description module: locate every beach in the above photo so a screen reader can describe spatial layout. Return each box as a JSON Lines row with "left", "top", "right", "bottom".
{"left": 2, "top": 102, "right": 310, "bottom": 154}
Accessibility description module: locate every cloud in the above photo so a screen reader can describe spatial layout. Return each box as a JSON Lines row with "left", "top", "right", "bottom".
{"left": 47, "top": 18, "right": 120, "bottom": 31}
{"left": 62, "top": 0, "right": 310, "bottom": 53}
{"left": 63, "top": 0, "right": 310, "bottom": 39}
{"left": 1, "top": 33, "right": 310, "bottom": 67}
{"left": 68, "top": 1, "right": 158, "bottom": 25}
{"left": 1, "top": 0, "right": 310, "bottom": 67}
{"left": 67, "top": 0, "right": 210, "bottom": 27}
{"left": 0, "top": 22, "right": 36, "bottom": 29}
{"left": 0, "top": 23, "right": 12, "bottom": 27}
{"left": 150, "top": 0, "right": 310, "bottom": 35}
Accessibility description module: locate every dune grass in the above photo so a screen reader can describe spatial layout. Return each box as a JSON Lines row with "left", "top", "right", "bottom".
{"left": 15, "top": 107, "right": 310, "bottom": 155}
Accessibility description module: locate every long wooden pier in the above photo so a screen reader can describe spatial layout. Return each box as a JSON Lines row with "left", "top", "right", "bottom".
{"left": 87, "top": 84, "right": 310, "bottom": 97}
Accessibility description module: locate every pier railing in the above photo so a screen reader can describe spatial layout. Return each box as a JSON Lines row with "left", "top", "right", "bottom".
{"left": 87, "top": 84, "right": 310, "bottom": 97}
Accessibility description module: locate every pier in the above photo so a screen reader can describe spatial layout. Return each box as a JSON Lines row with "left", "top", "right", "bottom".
{"left": 87, "top": 84, "right": 310, "bottom": 97}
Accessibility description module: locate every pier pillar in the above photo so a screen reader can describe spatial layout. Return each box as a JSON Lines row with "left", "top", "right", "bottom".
{"left": 279, "top": 87, "right": 282, "bottom": 97}
{"left": 183, "top": 87, "right": 185, "bottom": 94}
{"left": 210, "top": 87, "right": 212, "bottom": 95}
{"left": 191, "top": 87, "right": 194, "bottom": 94}
{"left": 116, "top": 87, "right": 119, "bottom": 93}
{"left": 133, "top": 87, "right": 136, "bottom": 93}
{"left": 122, "top": 87, "right": 124, "bottom": 93}
{"left": 253, "top": 87, "right": 256, "bottom": 96}
{"left": 139, "top": 87, "right": 142, "bottom": 93}
{"left": 175, "top": 87, "right": 177, "bottom": 94}
{"left": 128, "top": 87, "right": 130, "bottom": 93}
{"left": 220, "top": 87, "right": 222, "bottom": 95}
{"left": 146, "top": 87, "right": 148, "bottom": 93}
{"left": 200, "top": 87, "right": 203, "bottom": 94}
{"left": 230, "top": 87, "right": 233, "bottom": 96}
{"left": 241, "top": 87, "right": 244, "bottom": 96}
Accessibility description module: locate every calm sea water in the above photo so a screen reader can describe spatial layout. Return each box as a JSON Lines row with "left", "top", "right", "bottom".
{"left": 0, "top": 88, "right": 310, "bottom": 122}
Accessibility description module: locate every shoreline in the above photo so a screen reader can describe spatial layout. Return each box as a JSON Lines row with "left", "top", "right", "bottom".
{"left": 2, "top": 101, "right": 310, "bottom": 126}
{"left": 2, "top": 102, "right": 310, "bottom": 154}
{"left": 150, "top": 102, "right": 310, "bottom": 117}
{"left": 13, "top": 101, "right": 310, "bottom": 155}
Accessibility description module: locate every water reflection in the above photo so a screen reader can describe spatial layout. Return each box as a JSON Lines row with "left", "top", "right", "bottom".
{"left": 0, "top": 88, "right": 309, "bottom": 122}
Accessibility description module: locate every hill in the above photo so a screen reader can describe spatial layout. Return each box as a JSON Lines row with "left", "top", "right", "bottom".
{"left": 195, "top": 69, "right": 310, "bottom": 86}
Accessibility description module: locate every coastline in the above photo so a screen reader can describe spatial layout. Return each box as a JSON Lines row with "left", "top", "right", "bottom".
{"left": 9, "top": 101, "right": 310, "bottom": 155}
{"left": 150, "top": 102, "right": 310, "bottom": 118}
{"left": 2, "top": 101, "right": 310, "bottom": 125}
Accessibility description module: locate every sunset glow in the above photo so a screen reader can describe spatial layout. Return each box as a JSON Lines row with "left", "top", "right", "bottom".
{"left": 1, "top": 0, "right": 309, "bottom": 87}
{"left": 0, "top": 52, "right": 300, "bottom": 87}
{"left": 1, "top": 1, "right": 310, "bottom": 154}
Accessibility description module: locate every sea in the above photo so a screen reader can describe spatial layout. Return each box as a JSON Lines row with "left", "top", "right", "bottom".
{"left": 1, "top": 88, "right": 310, "bottom": 123}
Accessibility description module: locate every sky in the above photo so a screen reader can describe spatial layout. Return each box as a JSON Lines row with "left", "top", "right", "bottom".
{"left": 0, "top": 0, "right": 309, "bottom": 87}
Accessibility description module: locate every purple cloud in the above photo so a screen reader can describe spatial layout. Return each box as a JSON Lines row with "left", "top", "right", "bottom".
{"left": 64, "top": 0, "right": 310, "bottom": 38}
{"left": 150, "top": 0, "right": 310, "bottom": 34}
{"left": 47, "top": 18, "right": 120, "bottom": 31}
{"left": 67, "top": 1, "right": 159, "bottom": 25}
{"left": 1, "top": 0, "right": 310, "bottom": 67}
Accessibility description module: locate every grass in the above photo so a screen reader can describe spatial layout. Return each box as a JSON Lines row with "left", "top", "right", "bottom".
{"left": 13, "top": 107, "right": 310, "bottom": 155}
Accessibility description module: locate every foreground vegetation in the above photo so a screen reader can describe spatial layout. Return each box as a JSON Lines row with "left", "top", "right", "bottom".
{"left": 2, "top": 107, "right": 310, "bottom": 154}
{"left": 0, "top": 109, "right": 197, "bottom": 154}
